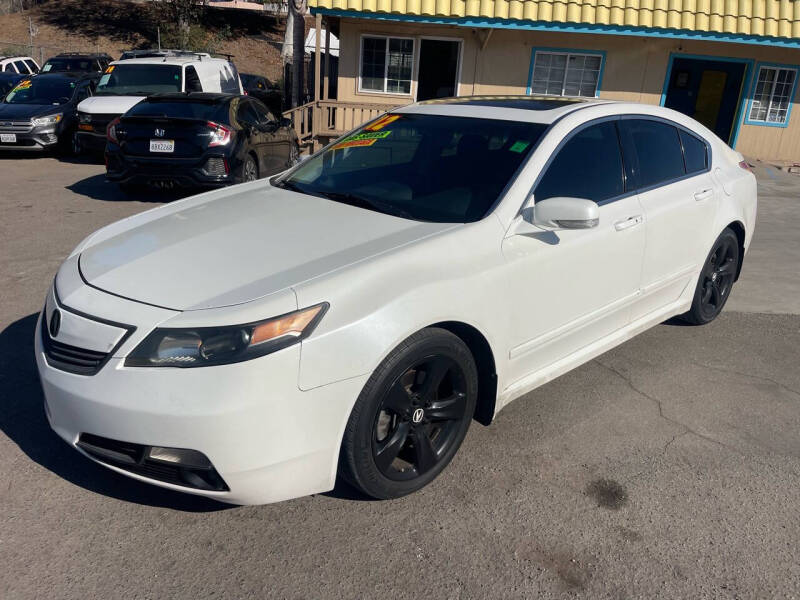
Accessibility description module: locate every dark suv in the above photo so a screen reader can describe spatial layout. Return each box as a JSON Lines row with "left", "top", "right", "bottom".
{"left": 41, "top": 53, "right": 112, "bottom": 74}
{"left": 105, "top": 93, "right": 299, "bottom": 191}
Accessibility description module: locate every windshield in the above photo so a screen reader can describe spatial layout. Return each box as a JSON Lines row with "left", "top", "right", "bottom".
{"left": 278, "top": 114, "right": 547, "bottom": 223}
{"left": 4, "top": 78, "right": 75, "bottom": 105}
{"left": 42, "top": 58, "right": 94, "bottom": 72}
{"left": 95, "top": 64, "right": 182, "bottom": 96}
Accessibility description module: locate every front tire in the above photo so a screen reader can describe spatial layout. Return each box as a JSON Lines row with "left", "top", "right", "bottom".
{"left": 681, "top": 227, "right": 740, "bottom": 325}
{"left": 339, "top": 328, "right": 478, "bottom": 500}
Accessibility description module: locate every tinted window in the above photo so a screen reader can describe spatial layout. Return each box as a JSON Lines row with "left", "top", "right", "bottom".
{"left": 4, "top": 77, "right": 77, "bottom": 105}
{"left": 252, "top": 100, "right": 274, "bottom": 123}
{"left": 237, "top": 101, "right": 260, "bottom": 125}
{"left": 282, "top": 114, "right": 547, "bottom": 223}
{"left": 4, "top": 63, "right": 16, "bottom": 72}
{"left": 535, "top": 121, "right": 624, "bottom": 203}
{"left": 126, "top": 99, "right": 230, "bottom": 122}
{"left": 14, "top": 60, "right": 28, "bottom": 73}
{"left": 24, "top": 60, "right": 38, "bottom": 73}
{"left": 680, "top": 130, "right": 708, "bottom": 174}
{"left": 625, "top": 119, "right": 685, "bottom": 189}
{"left": 95, "top": 64, "right": 182, "bottom": 95}
{"left": 185, "top": 66, "right": 202, "bottom": 93}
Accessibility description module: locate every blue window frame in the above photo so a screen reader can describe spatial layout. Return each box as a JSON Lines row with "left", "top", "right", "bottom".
{"left": 526, "top": 48, "right": 606, "bottom": 98}
{"left": 744, "top": 63, "right": 799, "bottom": 128}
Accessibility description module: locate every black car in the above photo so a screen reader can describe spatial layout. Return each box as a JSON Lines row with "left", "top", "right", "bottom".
{"left": 0, "top": 72, "right": 24, "bottom": 97}
{"left": 0, "top": 72, "right": 98, "bottom": 153}
{"left": 240, "top": 72, "right": 283, "bottom": 116}
{"left": 105, "top": 93, "right": 300, "bottom": 191}
{"left": 40, "top": 52, "right": 112, "bottom": 74}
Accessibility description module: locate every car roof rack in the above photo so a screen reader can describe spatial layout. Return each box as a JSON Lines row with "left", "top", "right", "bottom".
{"left": 118, "top": 49, "right": 211, "bottom": 60}
{"left": 52, "top": 52, "right": 112, "bottom": 58}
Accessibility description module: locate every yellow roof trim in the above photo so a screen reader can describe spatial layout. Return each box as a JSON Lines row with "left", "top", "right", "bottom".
{"left": 309, "top": 0, "right": 800, "bottom": 39}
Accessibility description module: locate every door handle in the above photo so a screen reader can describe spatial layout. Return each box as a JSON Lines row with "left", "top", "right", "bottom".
{"left": 694, "top": 189, "right": 713, "bottom": 201}
{"left": 614, "top": 215, "right": 643, "bottom": 231}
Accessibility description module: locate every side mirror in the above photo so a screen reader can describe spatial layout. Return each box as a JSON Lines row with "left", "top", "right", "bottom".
{"left": 529, "top": 196, "right": 599, "bottom": 230}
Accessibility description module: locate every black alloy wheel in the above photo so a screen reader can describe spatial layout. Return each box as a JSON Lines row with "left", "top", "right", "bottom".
{"left": 683, "top": 227, "right": 740, "bottom": 325}
{"left": 340, "top": 328, "right": 478, "bottom": 499}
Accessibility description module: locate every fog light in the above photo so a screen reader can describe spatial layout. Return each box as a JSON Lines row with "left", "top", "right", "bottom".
{"left": 147, "top": 446, "right": 212, "bottom": 469}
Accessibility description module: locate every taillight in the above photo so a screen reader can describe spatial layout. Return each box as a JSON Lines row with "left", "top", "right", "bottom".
{"left": 107, "top": 117, "right": 121, "bottom": 145}
{"left": 739, "top": 160, "right": 753, "bottom": 171}
{"left": 207, "top": 121, "right": 231, "bottom": 147}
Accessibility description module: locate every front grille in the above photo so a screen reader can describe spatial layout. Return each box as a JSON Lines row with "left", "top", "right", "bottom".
{"left": 77, "top": 433, "right": 229, "bottom": 492}
{"left": 0, "top": 120, "right": 32, "bottom": 133}
{"left": 80, "top": 112, "right": 118, "bottom": 133}
{"left": 42, "top": 321, "right": 109, "bottom": 376}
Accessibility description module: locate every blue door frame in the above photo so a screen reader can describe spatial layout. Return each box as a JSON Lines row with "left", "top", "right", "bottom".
{"left": 660, "top": 53, "right": 754, "bottom": 149}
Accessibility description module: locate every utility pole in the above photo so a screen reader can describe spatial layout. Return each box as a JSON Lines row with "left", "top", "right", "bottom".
{"left": 289, "top": 0, "right": 306, "bottom": 108}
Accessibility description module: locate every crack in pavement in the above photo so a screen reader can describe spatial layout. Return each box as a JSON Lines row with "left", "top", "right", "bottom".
{"left": 693, "top": 361, "right": 800, "bottom": 398}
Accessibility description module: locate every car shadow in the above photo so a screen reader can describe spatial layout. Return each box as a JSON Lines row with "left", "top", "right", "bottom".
{"left": 66, "top": 174, "right": 190, "bottom": 203}
{"left": 0, "top": 313, "right": 231, "bottom": 512}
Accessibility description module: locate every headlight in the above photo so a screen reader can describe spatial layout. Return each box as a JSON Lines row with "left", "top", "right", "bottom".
{"left": 125, "top": 303, "right": 328, "bottom": 368}
{"left": 32, "top": 113, "right": 62, "bottom": 127}
{"left": 79, "top": 113, "right": 91, "bottom": 124}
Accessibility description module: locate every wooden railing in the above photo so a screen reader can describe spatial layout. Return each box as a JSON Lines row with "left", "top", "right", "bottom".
{"left": 283, "top": 100, "right": 403, "bottom": 150}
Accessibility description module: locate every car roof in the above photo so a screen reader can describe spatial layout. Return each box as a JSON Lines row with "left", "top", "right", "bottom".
{"left": 110, "top": 56, "right": 228, "bottom": 67}
{"left": 48, "top": 53, "right": 111, "bottom": 59}
{"left": 397, "top": 95, "right": 615, "bottom": 124}
{"left": 142, "top": 92, "right": 237, "bottom": 103}
{"left": 31, "top": 71, "right": 98, "bottom": 81}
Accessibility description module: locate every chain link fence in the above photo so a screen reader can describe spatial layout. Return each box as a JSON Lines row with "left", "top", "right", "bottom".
{"left": 0, "top": 39, "right": 105, "bottom": 65}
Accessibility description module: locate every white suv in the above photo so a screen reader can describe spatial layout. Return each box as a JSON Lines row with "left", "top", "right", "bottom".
{"left": 0, "top": 56, "right": 40, "bottom": 74}
{"left": 75, "top": 52, "right": 243, "bottom": 153}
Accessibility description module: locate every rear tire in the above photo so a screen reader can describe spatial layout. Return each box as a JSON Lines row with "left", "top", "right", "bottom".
{"left": 239, "top": 154, "right": 258, "bottom": 183}
{"left": 339, "top": 328, "right": 478, "bottom": 500}
{"left": 681, "top": 227, "right": 740, "bottom": 325}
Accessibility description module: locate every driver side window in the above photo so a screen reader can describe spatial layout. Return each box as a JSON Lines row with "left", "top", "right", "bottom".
{"left": 236, "top": 101, "right": 259, "bottom": 126}
{"left": 534, "top": 121, "right": 625, "bottom": 203}
{"left": 252, "top": 101, "right": 275, "bottom": 124}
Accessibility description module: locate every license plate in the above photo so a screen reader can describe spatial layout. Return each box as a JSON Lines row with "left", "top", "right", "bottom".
{"left": 149, "top": 139, "right": 174, "bottom": 153}
{"left": 0, "top": 133, "right": 16, "bottom": 143}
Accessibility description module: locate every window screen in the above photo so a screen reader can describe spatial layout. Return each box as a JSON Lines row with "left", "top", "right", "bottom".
{"left": 534, "top": 121, "right": 624, "bottom": 203}
{"left": 680, "top": 130, "right": 709, "bottom": 174}
{"left": 530, "top": 51, "right": 602, "bottom": 98}
{"left": 748, "top": 66, "right": 797, "bottom": 125}
{"left": 624, "top": 119, "right": 686, "bottom": 189}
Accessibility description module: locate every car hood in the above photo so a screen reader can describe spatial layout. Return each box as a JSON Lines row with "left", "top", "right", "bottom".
{"left": 79, "top": 184, "right": 456, "bottom": 311}
{"left": 77, "top": 94, "right": 144, "bottom": 115}
{"left": 0, "top": 103, "right": 62, "bottom": 119}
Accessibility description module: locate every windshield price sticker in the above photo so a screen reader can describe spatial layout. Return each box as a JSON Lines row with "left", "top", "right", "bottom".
{"left": 14, "top": 80, "right": 32, "bottom": 90}
{"left": 105, "top": 65, "right": 115, "bottom": 73}
{"left": 509, "top": 140, "right": 530, "bottom": 153}
{"left": 98, "top": 74, "right": 110, "bottom": 86}
{"left": 333, "top": 130, "right": 392, "bottom": 150}
{"left": 365, "top": 114, "right": 400, "bottom": 131}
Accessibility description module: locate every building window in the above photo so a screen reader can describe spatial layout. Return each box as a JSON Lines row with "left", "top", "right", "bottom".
{"left": 529, "top": 50, "right": 603, "bottom": 98}
{"left": 359, "top": 35, "right": 414, "bottom": 95}
{"left": 747, "top": 65, "right": 797, "bottom": 126}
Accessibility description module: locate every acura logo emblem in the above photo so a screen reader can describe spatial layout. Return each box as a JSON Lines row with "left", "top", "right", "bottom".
{"left": 49, "top": 309, "right": 61, "bottom": 338}
{"left": 412, "top": 408, "right": 424, "bottom": 424}
{"left": 154, "top": 128, "right": 165, "bottom": 137}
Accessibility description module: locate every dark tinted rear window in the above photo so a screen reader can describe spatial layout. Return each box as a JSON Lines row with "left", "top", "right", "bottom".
{"left": 680, "top": 129, "right": 708, "bottom": 174}
{"left": 624, "top": 119, "right": 685, "bottom": 189}
{"left": 535, "top": 121, "right": 624, "bottom": 203}
{"left": 127, "top": 100, "right": 230, "bottom": 122}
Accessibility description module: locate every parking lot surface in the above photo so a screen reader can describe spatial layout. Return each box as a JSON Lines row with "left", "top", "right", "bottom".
{"left": 1, "top": 155, "right": 798, "bottom": 599}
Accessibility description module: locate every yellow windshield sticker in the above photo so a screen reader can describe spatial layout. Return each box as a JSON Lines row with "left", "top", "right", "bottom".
{"left": 333, "top": 138, "right": 379, "bottom": 149}
{"left": 365, "top": 114, "right": 400, "bottom": 131}
{"left": 14, "top": 80, "right": 32, "bottom": 90}
{"left": 105, "top": 65, "right": 115, "bottom": 73}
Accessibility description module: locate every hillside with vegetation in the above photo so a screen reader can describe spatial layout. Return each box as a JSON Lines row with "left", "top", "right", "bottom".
{"left": 0, "top": 0, "right": 286, "bottom": 81}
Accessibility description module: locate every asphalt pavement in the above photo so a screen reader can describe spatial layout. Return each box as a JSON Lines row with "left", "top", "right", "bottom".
{"left": 0, "top": 154, "right": 798, "bottom": 599}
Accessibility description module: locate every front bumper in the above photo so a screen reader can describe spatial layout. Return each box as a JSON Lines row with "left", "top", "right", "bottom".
{"left": 75, "top": 130, "right": 108, "bottom": 153}
{"left": 0, "top": 127, "right": 60, "bottom": 151}
{"left": 105, "top": 150, "right": 233, "bottom": 189}
{"left": 35, "top": 284, "right": 366, "bottom": 505}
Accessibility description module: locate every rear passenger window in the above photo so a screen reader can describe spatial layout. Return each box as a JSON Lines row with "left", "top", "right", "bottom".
{"left": 680, "top": 130, "right": 708, "bottom": 174}
{"left": 185, "top": 66, "right": 202, "bottom": 93}
{"left": 624, "top": 119, "right": 685, "bottom": 189}
{"left": 24, "top": 60, "right": 38, "bottom": 73}
{"left": 14, "top": 60, "right": 28, "bottom": 73}
{"left": 535, "top": 121, "right": 624, "bottom": 203}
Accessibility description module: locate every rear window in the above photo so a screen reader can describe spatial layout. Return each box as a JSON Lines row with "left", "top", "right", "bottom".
{"left": 96, "top": 64, "right": 183, "bottom": 95}
{"left": 127, "top": 99, "right": 229, "bottom": 122}
{"left": 43, "top": 58, "right": 93, "bottom": 72}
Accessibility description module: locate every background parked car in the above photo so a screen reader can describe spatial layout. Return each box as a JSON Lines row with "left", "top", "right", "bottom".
{"left": 40, "top": 53, "right": 112, "bottom": 74}
{"left": 0, "top": 72, "right": 24, "bottom": 97}
{"left": 240, "top": 72, "right": 283, "bottom": 118}
{"left": 105, "top": 92, "right": 299, "bottom": 192}
{"left": 0, "top": 72, "right": 98, "bottom": 154}
{"left": 77, "top": 53, "right": 244, "bottom": 154}
{"left": 0, "top": 56, "right": 40, "bottom": 74}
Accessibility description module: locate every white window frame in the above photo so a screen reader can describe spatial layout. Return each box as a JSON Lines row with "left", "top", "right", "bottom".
{"left": 358, "top": 34, "right": 415, "bottom": 96}
{"left": 529, "top": 50, "right": 604, "bottom": 98}
{"left": 746, "top": 65, "right": 798, "bottom": 127}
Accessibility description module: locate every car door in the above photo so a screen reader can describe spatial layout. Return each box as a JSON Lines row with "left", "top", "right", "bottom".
{"left": 251, "top": 99, "right": 290, "bottom": 175}
{"left": 501, "top": 119, "right": 646, "bottom": 383}
{"left": 235, "top": 99, "right": 264, "bottom": 164}
{"left": 619, "top": 118, "right": 718, "bottom": 321}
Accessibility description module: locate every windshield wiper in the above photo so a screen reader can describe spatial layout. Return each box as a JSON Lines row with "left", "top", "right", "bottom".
{"left": 316, "top": 191, "right": 415, "bottom": 220}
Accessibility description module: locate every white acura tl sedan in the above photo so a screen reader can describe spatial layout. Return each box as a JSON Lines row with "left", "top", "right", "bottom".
{"left": 36, "top": 96, "right": 756, "bottom": 504}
